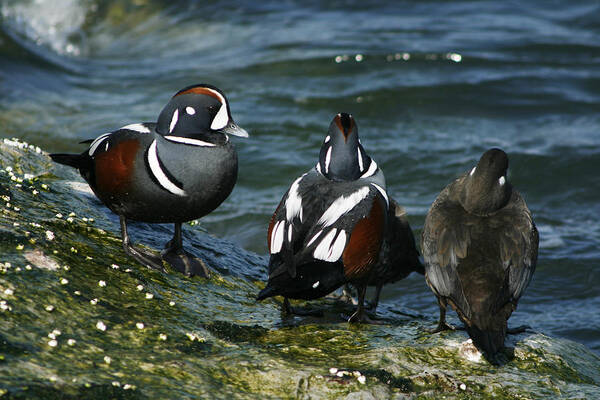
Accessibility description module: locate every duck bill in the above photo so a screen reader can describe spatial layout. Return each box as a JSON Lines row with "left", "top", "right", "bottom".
{"left": 221, "top": 122, "right": 249, "bottom": 138}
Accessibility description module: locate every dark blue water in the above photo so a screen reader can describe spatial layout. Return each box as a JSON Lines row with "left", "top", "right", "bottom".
{"left": 1, "top": 0, "right": 599, "bottom": 354}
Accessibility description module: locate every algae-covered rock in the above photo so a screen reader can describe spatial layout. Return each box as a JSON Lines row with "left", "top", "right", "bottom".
{"left": 0, "top": 137, "right": 599, "bottom": 399}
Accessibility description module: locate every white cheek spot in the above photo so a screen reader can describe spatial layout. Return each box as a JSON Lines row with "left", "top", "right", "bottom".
{"left": 186, "top": 106, "right": 196, "bottom": 115}
{"left": 169, "top": 109, "right": 179, "bottom": 133}
{"left": 312, "top": 281, "right": 320, "bottom": 289}
{"left": 270, "top": 220, "right": 285, "bottom": 254}
{"left": 210, "top": 103, "right": 228, "bottom": 130}
{"left": 324, "top": 135, "right": 331, "bottom": 143}
{"left": 470, "top": 167, "right": 476, "bottom": 176}
{"left": 325, "top": 146, "right": 332, "bottom": 174}
{"left": 499, "top": 176, "right": 506, "bottom": 186}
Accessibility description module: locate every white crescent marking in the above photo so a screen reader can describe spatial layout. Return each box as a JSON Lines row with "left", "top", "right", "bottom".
{"left": 357, "top": 147, "right": 364, "bottom": 172}
{"left": 211, "top": 103, "right": 228, "bottom": 130}
{"left": 169, "top": 109, "right": 179, "bottom": 133}
{"left": 325, "top": 146, "right": 332, "bottom": 174}
{"left": 470, "top": 167, "right": 476, "bottom": 176}
{"left": 371, "top": 183, "right": 389, "bottom": 206}
{"left": 147, "top": 140, "right": 186, "bottom": 196}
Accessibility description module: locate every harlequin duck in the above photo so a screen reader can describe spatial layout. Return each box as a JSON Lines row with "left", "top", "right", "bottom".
{"left": 50, "top": 84, "right": 248, "bottom": 277}
{"left": 257, "top": 113, "right": 389, "bottom": 324}
{"left": 421, "top": 148, "right": 538, "bottom": 358}
{"left": 366, "top": 197, "right": 424, "bottom": 313}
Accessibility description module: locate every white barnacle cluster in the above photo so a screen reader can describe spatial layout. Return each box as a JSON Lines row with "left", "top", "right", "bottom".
{"left": 3, "top": 138, "right": 42, "bottom": 153}
{"left": 328, "top": 368, "right": 367, "bottom": 384}
{"left": 186, "top": 332, "right": 206, "bottom": 342}
{"left": 96, "top": 320, "right": 107, "bottom": 331}
{"left": 0, "top": 299, "right": 12, "bottom": 312}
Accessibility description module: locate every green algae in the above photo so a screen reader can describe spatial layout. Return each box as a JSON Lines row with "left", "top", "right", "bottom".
{"left": 0, "top": 137, "right": 599, "bottom": 399}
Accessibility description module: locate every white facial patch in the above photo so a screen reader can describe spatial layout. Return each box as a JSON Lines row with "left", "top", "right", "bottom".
{"left": 360, "top": 159, "right": 378, "bottom": 178}
{"left": 210, "top": 103, "right": 228, "bottom": 130}
{"left": 270, "top": 220, "right": 285, "bottom": 254}
{"left": 286, "top": 175, "right": 305, "bottom": 223}
{"left": 186, "top": 106, "right": 196, "bottom": 115}
{"left": 197, "top": 87, "right": 229, "bottom": 131}
{"left": 169, "top": 109, "right": 179, "bottom": 133}
{"left": 371, "top": 183, "right": 389, "bottom": 206}
{"left": 146, "top": 140, "right": 186, "bottom": 196}
{"left": 317, "top": 186, "right": 370, "bottom": 228}
{"left": 164, "top": 136, "right": 216, "bottom": 147}
{"left": 470, "top": 167, "right": 476, "bottom": 176}
{"left": 312, "top": 281, "right": 320, "bottom": 288}
{"left": 313, "top": 228, "right": 347, "bottom": 262}
{"left": 325, "top": 146, "right": 332, "bottom": 174}
{"left": 121, "top": 123, "right": 151, "bottom": 133}
{"left": 499, "top": 176, "right": 506, "bottom": 186}
{"left": 88, "top": 133, "right": 111, "bottom": 156}
{"left": 324, "top": 135, "right": 331, "bottom": 143}
{"left": 357, "top": 147, "right": 364, "bottom": 172}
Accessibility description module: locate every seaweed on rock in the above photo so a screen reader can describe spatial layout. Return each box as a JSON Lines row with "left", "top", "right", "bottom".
{"left": 0, "top": 138, "right": 599, "bottom": 399}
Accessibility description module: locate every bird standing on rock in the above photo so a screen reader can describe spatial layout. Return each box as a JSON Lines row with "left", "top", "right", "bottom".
{"left": 257, "top": 113, "right": 389, "bottom": 323}
{"left": 366, "top": 198, "right": 424, "bottom": 314}
{"left": 50, "top": 84, "right": 249, "bottom": 277}
{"left": 421, "top": 148, "right": 538, "bottom": 358}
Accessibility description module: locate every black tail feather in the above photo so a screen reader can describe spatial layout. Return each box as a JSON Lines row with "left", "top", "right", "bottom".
{"left": 49, "top": 153, "right": 82, "bottom": 169}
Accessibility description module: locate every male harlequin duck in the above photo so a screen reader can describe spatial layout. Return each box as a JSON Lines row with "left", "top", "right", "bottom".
{"left": 421, "top": 148, "right": 538, "bottom": 358}
{"left": 50, "top": 84, "right": 248, "bottom": 276}
{"left": 366, "top": 198, "right": 424, "bottom": 313}
{"left": 257, "top": 113, "right": 389, "bottom": 324}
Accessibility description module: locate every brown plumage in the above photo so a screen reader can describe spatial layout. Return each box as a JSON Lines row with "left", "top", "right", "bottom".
{"left": 365, "top": 198, "right": 424, "bottom": 313}
{"left": 421, "top": 148, "right": 538, "bottom": 358}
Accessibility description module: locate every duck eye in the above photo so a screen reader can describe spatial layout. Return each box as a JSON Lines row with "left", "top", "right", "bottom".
{"left": 207, "top": 104, "right": 220, "bottom": 117}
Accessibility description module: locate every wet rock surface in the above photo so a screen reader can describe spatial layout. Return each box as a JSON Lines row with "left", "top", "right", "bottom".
{"left": 1, "top": 138, "right": 599, "bottom": 399}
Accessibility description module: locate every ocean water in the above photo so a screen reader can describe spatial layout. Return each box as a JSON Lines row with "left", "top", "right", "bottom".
{"left": 1, "top": 0, "right": 599, "bottom": 359}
